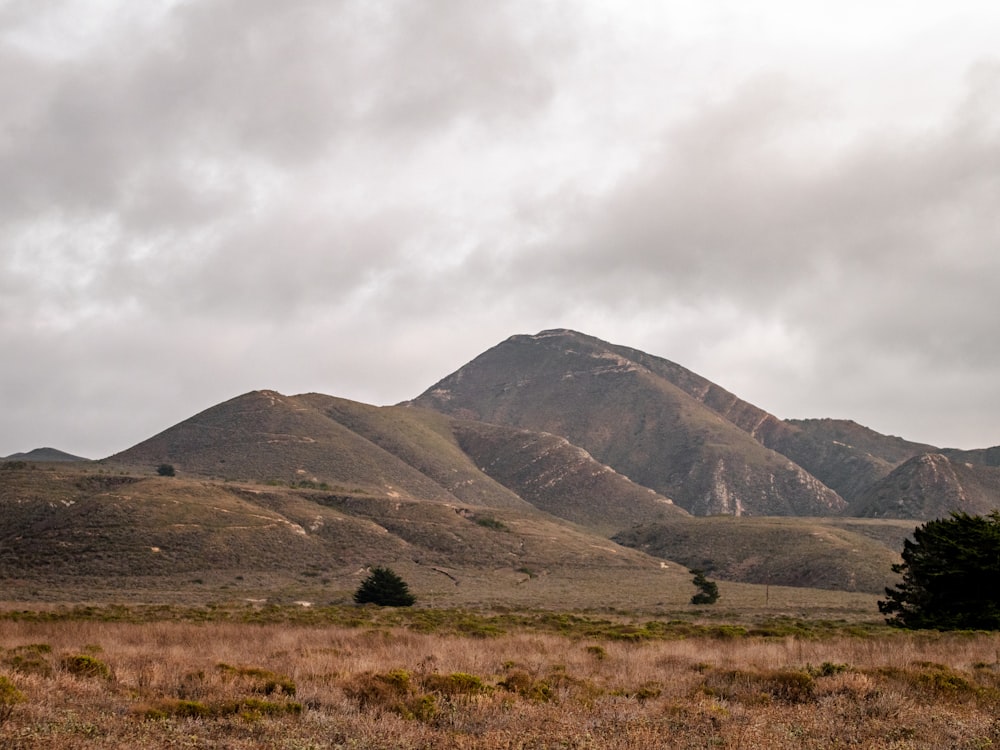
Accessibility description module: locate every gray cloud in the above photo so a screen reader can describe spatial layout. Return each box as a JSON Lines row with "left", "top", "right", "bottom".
{"left": 2, "top": 1, "right": 999, "bottom": 456}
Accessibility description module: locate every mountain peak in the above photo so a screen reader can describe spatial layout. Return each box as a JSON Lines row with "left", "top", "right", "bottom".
{"left": 411, "top": 330, "right": 845, "bottom": 517}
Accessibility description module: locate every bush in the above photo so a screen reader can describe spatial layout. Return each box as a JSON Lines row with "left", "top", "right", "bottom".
{"left": 342, "top": 670, "right": 436, "bottom": 721}
{"left": 475, "top": 516, "right": 509, "bottom": 532}
{"left": 156, "top": 463, "right": 176, "bottom": 477}
{"left": 0, "top": 675, "right": 26, "bottom": 727}
{"left": 3, "top": 644, "right": 53, "bottom": 677}
{"left": 61, "top": 653, "right": 112, "bottom": 680}
{"left": 354, "top": 567, "right": 415, "bottom": 607}
{"left": 421, "top": 672, "right": 490, "bottom": 697}
{"left": 701, "top": 668, "right": 815, "bottom": 705}
{"left": 217, "top": 663, "right": 296, "bottom": 696}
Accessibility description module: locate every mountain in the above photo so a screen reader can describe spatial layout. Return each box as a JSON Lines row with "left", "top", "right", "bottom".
{"left": 3, "top": 447, "right": 90, "bottom": 462}
{"left": 759, "top": 419, "right": 937, "bottom": 504}
{"left": 848, "top": 453, "right": 1000, "bottom": 519}
{"left": 408, "top": 329, "right": 845, "bottom": 517}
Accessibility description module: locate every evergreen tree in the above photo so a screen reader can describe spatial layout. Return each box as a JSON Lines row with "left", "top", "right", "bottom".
{"left": 879, "top": 511, "right": 1000, "bottom": 630}
{"left": 690, "top": 569, "right": 719, "bottom": 605}
{"left": 353, "top": 566, "right": 416, "bottom": 607}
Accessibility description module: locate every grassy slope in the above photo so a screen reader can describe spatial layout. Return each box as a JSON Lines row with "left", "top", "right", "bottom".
{"left": 106, "top": 390, "right": 461, "bottom": 501}
{"left": 0, "top": 462, "right": 891, "bottom": 617}
{"left": 0, "top": 463, "right": 714, "bottom": 610}
{"left": 613, "top": 516, "right": 914, "bottom": 593}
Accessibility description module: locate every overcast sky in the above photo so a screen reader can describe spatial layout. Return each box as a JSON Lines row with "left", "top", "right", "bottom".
{"left": 2, "top": 0, "right": 999, "bottom": 459}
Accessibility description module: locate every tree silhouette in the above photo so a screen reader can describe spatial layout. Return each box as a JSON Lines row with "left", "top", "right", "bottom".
{"left": 353, "top": 566, "right": 415, "bottom": 607}
{"left": 879, "top": 511, "right": 1000, "bottom": 629}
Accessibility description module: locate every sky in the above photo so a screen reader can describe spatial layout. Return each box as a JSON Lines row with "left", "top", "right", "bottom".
{"left": 1, "top": 0, "right": 999, "bottom": 459}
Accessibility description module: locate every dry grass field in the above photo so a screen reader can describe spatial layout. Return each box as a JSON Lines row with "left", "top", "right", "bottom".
{"left": 2, "top": 609, "right": 1000, "bottom": 749}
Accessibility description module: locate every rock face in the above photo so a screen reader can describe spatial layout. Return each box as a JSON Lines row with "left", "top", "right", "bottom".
{"left": 409, "top": 329, "right": 846, "bottom": 517}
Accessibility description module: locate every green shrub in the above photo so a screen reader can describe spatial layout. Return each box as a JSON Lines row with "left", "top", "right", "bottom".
{"left": 134, "top": 697, "right": 303, "bottom": 721}
{"left": 3, "top": 644, "right": 53, "bottom": 677}
{"left": 808, "top": 661, "right": 850, "bottom": 677}
{"left": 61, "top": 653, "right": 112, "bottom": 680}
{"left": 498, "top": 669, "right": 555, "bottom": 702}
{"left": 875, "top": 663, "right": 981, "bottom": 700}
{"left": 342, "top": 669, "right": 436, "bottom": 721}
{"left": 421, "top": 672, "right": 490, "bottom": 697}
{"left": 612, "top": 682, "right": 662, "bottom": 702}
{"left": 0, "top": 675, "right": 26, "bottom": 726}
{"left": 135, "top": 699, "right": 212, "bottom": 720}
{"left": 474, "top": 516, "right": 509, "bottom": 532}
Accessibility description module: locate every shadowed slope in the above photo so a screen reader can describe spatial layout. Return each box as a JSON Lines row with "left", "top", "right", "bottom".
{"left": 452, "top": 420, "right": 686, "bottom": 535}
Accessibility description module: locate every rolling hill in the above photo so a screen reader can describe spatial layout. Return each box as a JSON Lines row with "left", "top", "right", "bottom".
{"left": 3, "top": 447, "right": 90, "bottom": 462}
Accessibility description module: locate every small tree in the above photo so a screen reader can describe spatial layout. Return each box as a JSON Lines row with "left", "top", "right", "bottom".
{"left": 354, "top": 566, "right": 415, "bottom": 607}
{"left": 690, "top": 569, "right": 719, "bottom": 605}
{"left": 157, "top": 463, "right": 176, "bottom": 477}
{"left": 879, "top": 511, "right": 1000, "bottom": 629}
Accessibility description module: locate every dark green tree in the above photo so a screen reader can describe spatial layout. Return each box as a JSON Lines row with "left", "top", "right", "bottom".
{"left": 690, "top": 569, "right": 719, "bottom": 605}
{"left": 353, "top": 566, "right": 415, "bottom": 607}
{"left": 879, "top": 511, "right": 1000, "bottom": 630}
{"left": 156, "top": 463, "right": 176, "bottom": 477}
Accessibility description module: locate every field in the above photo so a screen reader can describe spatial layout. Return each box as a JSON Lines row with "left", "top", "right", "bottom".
{"left": 2, "top": 607, "right": 1000, "bottom": 748}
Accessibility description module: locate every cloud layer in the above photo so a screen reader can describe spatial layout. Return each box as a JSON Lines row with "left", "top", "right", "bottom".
{"left": 2, "top": 1, "right": 999, "bottom": 457}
